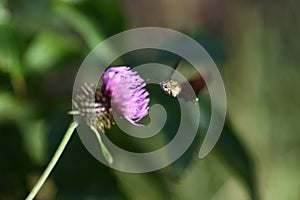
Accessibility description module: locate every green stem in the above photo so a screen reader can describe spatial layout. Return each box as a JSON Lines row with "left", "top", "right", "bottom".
{"left": 25, "top": 121, "right": 78, "bottom": 200}
{"left": 90, "top": 125, "right": 113, "bottom": 165}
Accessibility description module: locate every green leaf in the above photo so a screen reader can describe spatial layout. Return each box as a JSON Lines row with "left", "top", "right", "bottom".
{"left": 24, "top": 30, "right": 79, "bottom": 73}
{"left": 0, "top": 1, "right": 10, "bottom": 25}
{"left": 0, "top": 24, "right": 21, "bottom": 74}
{"left": 54, "top": 3, "right": 105, "bottom": 49}
{"left": 0, "top": 93, "right": 32, "bottom": 123}
{"left": 0, "top": 93, "right": 46, "bottom": 165}
{"left": 90, "top": 125, "right": 113, "bottom": 165}
{"left": 215, "top": 122, "right": 259, "bottom": 200}
{"left": 197, "top": 96, "right": 258, "bottom": 199}
{"left": 114, "top": 172, "right": 170, "bottom": 200}
{"left": 54, "top": 3, "right": 118, "bottom": 61}
{"left": 23, "top": 120, "right": 47, "bottom": 165}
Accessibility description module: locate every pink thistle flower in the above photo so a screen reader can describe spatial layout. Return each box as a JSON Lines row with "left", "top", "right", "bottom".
{"left": 102, "top": 66, "right": 150, "bottom": 126}
{"left": 71, "top": 66, "right": 149, "bottom": 164}
{"left": 72, "top": 66, "right": 150, "bottom": 131}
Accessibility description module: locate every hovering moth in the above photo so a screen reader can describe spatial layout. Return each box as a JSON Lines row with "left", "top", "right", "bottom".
{"left": 160, "top": 59, "right": 207, "bottom": 102}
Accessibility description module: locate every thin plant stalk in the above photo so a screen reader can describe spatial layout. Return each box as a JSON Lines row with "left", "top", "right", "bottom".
{"left": 25, "top": 121, "right": 78, "bottom": 200}
{"left": 89, "top": 125, "right": 113, "bottom": 165}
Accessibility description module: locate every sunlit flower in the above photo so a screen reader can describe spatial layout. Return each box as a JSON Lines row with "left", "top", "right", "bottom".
{"left": 102, "top": 66, "right": 150, "bottom": 126}
{"left": 72, "top": 66, "right": 150, "bottom": 131}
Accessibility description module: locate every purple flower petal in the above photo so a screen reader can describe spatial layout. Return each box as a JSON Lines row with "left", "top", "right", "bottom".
{"left": 102, "top": 66, "right": 150, "bottom": 125}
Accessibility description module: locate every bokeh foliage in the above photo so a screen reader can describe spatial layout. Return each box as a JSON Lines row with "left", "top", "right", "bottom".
{"left": 1, "top": 0, "right": 299, "bottom": 199}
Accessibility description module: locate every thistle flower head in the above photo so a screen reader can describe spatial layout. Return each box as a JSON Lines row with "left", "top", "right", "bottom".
{"left": 72, "top": 66, "right": 150, "bottom": 131}
{"left": 71, "top": 67, "right": 149, "bottom": 165}
{"left": 102, "top": 66, "right": 150, "bottom": 126}
{"left": 72, "top": 83, "right": 113, "bottom": 132}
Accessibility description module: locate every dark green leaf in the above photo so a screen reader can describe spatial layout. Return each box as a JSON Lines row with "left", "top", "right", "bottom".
{"left": 0, "top": 24, "right": 21, "bottom": 74}
{"left": 215, "top": 122, "right": 259, "bottom": 200}
{"left": 24, "top": 30, "right": 80, "bottom": 73}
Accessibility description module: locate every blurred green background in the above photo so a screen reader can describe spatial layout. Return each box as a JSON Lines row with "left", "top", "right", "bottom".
{"left": 0, "top": 0, "right": 299, "bottom": 199}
